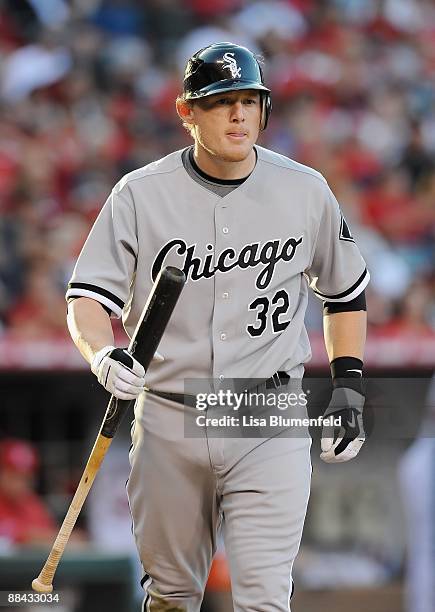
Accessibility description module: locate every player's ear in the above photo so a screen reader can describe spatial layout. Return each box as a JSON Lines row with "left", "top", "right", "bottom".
{"left": 176, "top": 98, "right": 194, "bottom": 126}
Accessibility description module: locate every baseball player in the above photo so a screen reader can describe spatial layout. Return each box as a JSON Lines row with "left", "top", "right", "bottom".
{"left": 66, "top": 42, "right": 369, "bottom": 611}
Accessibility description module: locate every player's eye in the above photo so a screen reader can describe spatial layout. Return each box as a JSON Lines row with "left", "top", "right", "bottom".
{"left": 216, "top": 97, "right": 230, "bottom": 105}
{"left": 244, "top": 98, "right": 257, "bottom": 105}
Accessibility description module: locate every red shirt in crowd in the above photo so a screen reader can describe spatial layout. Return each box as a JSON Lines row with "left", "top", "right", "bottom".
{"left": 0, "top": 490, "right": 56, "bottom": 545}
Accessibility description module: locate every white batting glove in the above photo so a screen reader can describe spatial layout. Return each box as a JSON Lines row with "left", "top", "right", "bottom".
{"left": 320, "top": 387, "right": 365, "bottom": 463}
{"left": 91, "top": 346, "right": 164, "bottom": 401}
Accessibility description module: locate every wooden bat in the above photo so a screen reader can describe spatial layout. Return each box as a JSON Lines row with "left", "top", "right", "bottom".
{"left": 32, "top": 266, "right": 186, "bottom": 593}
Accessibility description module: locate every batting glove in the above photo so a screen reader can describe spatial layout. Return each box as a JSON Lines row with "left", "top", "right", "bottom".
{"left": 91, "top": 346, "right": 164, "bottom": 401}
{"left": 320, "top": 387, "right": 365, "bottom": 463}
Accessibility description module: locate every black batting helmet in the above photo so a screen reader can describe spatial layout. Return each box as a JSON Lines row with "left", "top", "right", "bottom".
{"left": 183, "top": 42, "right": 272, "bottom": 130}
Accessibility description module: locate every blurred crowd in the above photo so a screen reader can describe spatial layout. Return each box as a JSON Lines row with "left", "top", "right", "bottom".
{"left": 0, "top": 0, "right": 434, "bottom": 340}
{"left": 0, "top": 438, "right": 56, "bottom": 549}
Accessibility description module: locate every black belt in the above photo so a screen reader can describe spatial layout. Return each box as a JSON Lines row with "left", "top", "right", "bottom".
{"left": 146, "top": 371, "right": 291, "bottom": 407}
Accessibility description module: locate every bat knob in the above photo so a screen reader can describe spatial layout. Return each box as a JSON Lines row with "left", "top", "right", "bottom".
{"left": 32, "top": 578, "right": 53, "bottom": 593}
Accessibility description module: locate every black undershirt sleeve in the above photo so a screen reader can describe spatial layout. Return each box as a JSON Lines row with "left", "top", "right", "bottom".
{"left": 323, "top": 290, "right": 366, "bottom": 314}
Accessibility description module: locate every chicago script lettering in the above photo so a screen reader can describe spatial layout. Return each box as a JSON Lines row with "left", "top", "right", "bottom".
{"left": 151, "top": 236, "right": 303, "bottom": 290}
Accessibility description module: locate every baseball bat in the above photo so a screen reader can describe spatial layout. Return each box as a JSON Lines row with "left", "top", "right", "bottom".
{"left": 32, "top": 266, "right": 186, "bottom": 593}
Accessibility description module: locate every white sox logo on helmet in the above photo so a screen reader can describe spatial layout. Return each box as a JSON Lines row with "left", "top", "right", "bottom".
{"left": 222, "top": 52, "right": 242, "bottom": 78}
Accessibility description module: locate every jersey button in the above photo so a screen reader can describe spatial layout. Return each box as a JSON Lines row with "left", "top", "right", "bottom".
{"left": 220, "top": 333, "right": 227, "bottom": 340}
{"left": 219, "top": 374, "right": 225, "bottom": 381}
{"left": 222, "top": 292, "right": 229, "bottom": 299}
{"left": 222, "top": 227, "right": 229, "bottom": 234}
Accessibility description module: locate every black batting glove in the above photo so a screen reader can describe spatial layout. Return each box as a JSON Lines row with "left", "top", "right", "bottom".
{"left": 320, "top": 356, "right": 366, "bottom": 463}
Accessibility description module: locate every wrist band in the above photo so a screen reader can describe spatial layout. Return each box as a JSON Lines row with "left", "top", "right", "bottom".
{"left": 330, "top": 356, "right": 364, "bottom": 394}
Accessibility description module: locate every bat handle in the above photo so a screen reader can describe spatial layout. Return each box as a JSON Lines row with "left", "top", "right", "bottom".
{"left": 31, "top": 507, "right": 79, "bottom": 593}
{"left": 32, "top": 515, "right": 77, "bottom": 592}
{"left": 31, "top": 434, "right": 113, "bottom": 592}
{"left": 32, "top": 575, "right": 54, "bottom": 593}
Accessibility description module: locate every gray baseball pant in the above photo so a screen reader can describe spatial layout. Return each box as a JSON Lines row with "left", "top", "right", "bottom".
{"left": 127, "top": 392, "right": 311, "bottom": 611}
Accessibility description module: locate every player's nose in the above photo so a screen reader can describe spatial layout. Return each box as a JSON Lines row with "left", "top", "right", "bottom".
{"left": 230, "top": 100, "right": 245, "bottom": 121}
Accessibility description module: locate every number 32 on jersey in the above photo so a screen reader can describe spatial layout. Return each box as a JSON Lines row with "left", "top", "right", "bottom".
{"left": 247, "top": 289, "right": 291, "bottom": 337}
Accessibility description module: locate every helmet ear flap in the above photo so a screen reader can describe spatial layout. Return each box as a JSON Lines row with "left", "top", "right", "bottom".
{"left": 260, "top": 92, "right": 272, "bottom": 130}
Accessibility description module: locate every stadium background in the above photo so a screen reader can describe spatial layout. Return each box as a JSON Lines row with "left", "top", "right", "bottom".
{"left": 0, "top": 0, "right": 434, "bottom": 610}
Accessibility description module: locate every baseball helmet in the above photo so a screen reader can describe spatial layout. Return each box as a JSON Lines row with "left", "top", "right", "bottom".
{"left": 183, "top": 42, "right": 272, "bottom": 130}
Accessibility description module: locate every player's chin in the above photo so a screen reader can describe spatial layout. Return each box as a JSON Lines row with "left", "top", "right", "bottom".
{"left": 220, "top": 140, "right": 254, "bottom": 161}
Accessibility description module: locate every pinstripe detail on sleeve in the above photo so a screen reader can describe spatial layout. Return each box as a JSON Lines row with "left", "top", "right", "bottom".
{"left": 311, "top": 268, "right": 370, "bottom": 302}
{"left": 66, "top": 282, "right": 124, "bottom": 318}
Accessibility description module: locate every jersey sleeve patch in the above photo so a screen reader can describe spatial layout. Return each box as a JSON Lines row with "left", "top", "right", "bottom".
{"left": 65, "top": 282, "right": 124, "bottom": 318}
{"left": 312, "top": 267, "right": 370, "bottom": 303}
{"left": 339, "top": 214, "right": 354, "bottom": 242}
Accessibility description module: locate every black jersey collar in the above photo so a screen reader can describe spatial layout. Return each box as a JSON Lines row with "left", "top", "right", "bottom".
{"left": 188, "top": 147, "right": 256, "bottom": 186}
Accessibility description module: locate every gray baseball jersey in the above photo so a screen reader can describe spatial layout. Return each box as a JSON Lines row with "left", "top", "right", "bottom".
{"left": 67, "top": 144, "right": 369, "bottom": 611}
{"left": 67, "top": 144, "right": 369, "bottom": 392}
